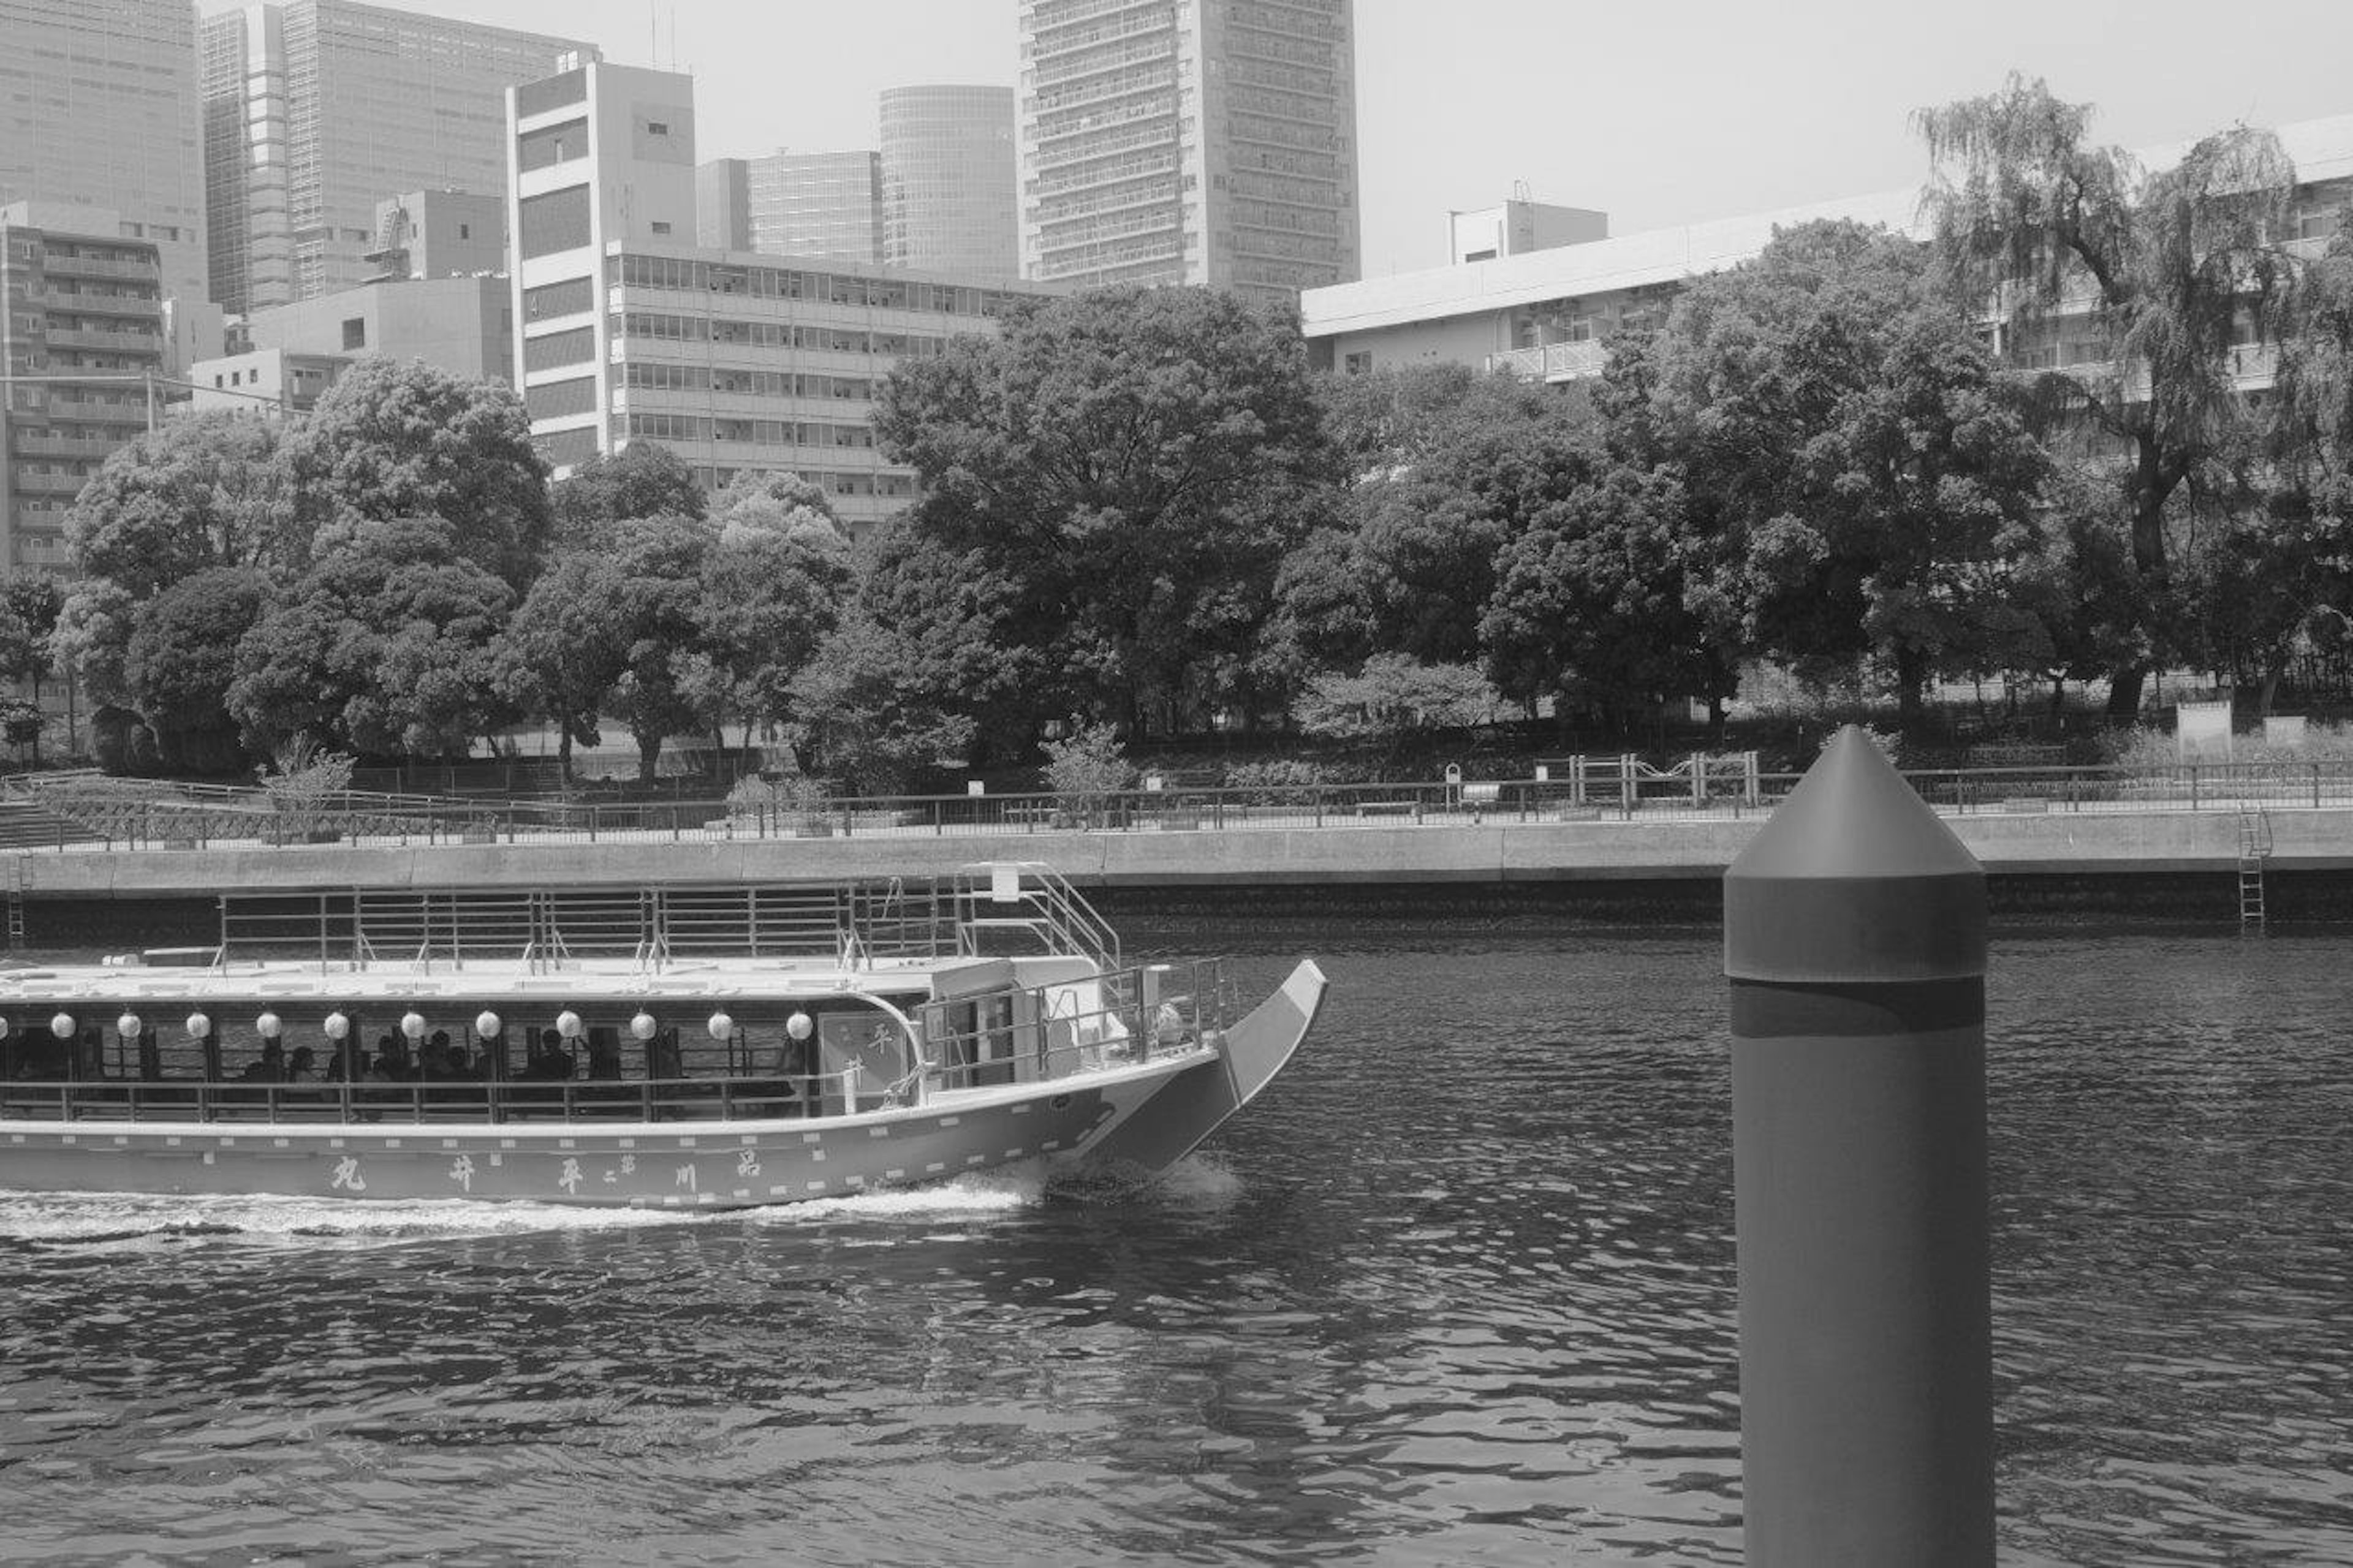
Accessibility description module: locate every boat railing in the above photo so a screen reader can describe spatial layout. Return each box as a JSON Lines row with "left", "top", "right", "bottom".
{"left": 950, "top": 862, "right": 1121, "bottom": 969}
{"left": 0, "top": 1066, "right": 884, "bottom": 1128}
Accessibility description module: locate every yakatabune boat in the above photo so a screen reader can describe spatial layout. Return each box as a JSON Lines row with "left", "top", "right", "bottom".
{"left": 0, "top": 864, "right": 1325, "bottom": 1209}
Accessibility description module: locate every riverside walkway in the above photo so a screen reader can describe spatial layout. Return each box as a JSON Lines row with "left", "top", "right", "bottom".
{"left": 0, "top": 763, "right": 2347, "bottom": 899}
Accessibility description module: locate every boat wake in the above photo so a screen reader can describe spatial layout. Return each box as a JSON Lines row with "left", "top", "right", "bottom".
{"left": 0, "top": 1154, "right": 1243, "bottom": 1251}
{"left": 0, "top": 1168, "right": 1056, "bottom": 1251}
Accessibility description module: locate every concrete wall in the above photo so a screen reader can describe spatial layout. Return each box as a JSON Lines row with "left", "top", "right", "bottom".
{"left": 16, "top": 806, "right": 2351, "bottom": 902}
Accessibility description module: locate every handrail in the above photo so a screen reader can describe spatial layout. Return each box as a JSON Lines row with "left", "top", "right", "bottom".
{"left": 13, "top": 755, "right": 2353, "bottom": 858}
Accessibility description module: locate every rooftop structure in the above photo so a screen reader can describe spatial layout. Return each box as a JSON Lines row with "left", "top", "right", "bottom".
{"left": 365, "top": 189, "right": 507, "bottom": 282}
{"left": 697, "top": 150, "right": 886, "bottom": 265}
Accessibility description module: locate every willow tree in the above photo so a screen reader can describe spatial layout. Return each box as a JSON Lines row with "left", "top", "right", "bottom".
{"left": 1915, "top": 76, "right": 2302, "bottom": 716}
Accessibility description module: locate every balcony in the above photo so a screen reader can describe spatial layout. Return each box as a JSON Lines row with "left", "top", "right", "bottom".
{"left": 39, "top": 288, "right": 160, "bottom": 319}
{"left": 42, "top": 327, "right": 161, "bottom": 354}
{"left": 39, "top": 252, "right": 158, "bottom": 283}
{"left": 45, "top": 396, "right": 148, "bottom": 424}
{"left": 1487, "top": 339, "right": 1609, "bottom": 382}
{"left": 12, "top": 471, "right": 93, "bottom": 497}
{"left": 12, "top": 430, "right": 127, "bottom": 460}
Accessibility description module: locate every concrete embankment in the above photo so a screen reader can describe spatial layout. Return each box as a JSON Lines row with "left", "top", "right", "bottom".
{"left": 12, "top": 805, "right": 2349, "bottom": 900}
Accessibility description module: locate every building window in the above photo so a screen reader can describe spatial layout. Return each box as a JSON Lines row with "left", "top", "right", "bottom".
{"left": 342, "top": 318, "right": 366, "bottom": 350}
{"left": 1343, "top": 350, "right": 1371, "bottom": 374}
{"left": 646, "top": 121, "right": 669, "bottom": 136}
{"left": 651, "top": 221, "right": 672, "bottom": 236}
{"left": 458, "top": 223, "right": 471, "bottom": 240}
{"left": 518, "top": 185, "right": 593, "bottom": 260}
{"left": 522, "top": 276, "right": 594, "bottom": 322}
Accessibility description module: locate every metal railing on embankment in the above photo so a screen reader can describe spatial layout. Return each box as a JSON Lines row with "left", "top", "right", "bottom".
{"left": 10, "top": 759, "right": 2353, "bottom": 854}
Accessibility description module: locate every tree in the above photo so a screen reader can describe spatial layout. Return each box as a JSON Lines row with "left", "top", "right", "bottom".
{"left": 787, "top": 613, "right": 978, "bottom": 795}
{"left": 494, "top": 553, "right": 632, "bottom": 786}
{"left": 55, "top": 413, "right": 286, "bottom": 705}
{"left": 0, "top": 579, "right": 59, "bottom": 765}
{"left": 1641, "top": 219, "right": 2053, "bottom": 722}
{"left": 1277, "top": 369, "right": 1597, "bottom": 681}
{"left": 1917, "top": 75, "right": 2305, "bottom": 715}
{"left": 275, "top": 357, "right": 553, "bottom": 588}
{"left": 690, "top": 480, "right": 854, "bottom": 751}
{"left": 551, "top": 440, "right": 706, "bottom": 546}
{"left": 1294, "top": 656, "right": 1503, "bottom": 761}
{"left": 874, "top": 286, "right": 1335, "bottom": 736}
{"left": 122, "top": 566, "right": 271, "bottom": 773}
{"left": 1480, "top": 462, "right": 1730, "bottom": 734}
{"left": 227, "top": 517, "right": 517, "bottom": 759}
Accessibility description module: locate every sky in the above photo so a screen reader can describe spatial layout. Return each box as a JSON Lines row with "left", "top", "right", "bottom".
{"left": 410, "top": 0, "right": 2353, "bottom": 278}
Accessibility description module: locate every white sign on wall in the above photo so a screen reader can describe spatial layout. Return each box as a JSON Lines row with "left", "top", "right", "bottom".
{"left": 2175, "top": 700, "right": 2233, "bottom": 759}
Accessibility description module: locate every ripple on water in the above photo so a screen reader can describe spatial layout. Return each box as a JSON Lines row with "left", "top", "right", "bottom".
{"left": 1, "top": 930, "right": 2349, "bottom": 1564}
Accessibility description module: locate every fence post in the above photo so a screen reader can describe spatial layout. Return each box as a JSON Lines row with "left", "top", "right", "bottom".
{"left": 2315, "top": 762, "right": 2323, "bottom": 810}
{"left": 2191, "top": 763, "right": 2201, "bottom": 811}
{"left": 1621, "top": 754, "right": 1636, "bottom": 820}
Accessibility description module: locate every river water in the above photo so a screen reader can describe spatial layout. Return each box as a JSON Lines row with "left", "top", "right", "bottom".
{"left": 2, "top": 911, "right": 2349, "bottom": 1565}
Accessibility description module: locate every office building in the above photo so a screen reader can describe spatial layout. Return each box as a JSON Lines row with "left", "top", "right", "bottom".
{"left": 699, "top": 150, "right": 886, "bottom": 265}
{"left": 365, "top": 189, "right": 507, "bottom": 282}
{"left": 1017, "top": 0, "right": 1360, "bottom": 308}
{"left": 881, "top": 85, "right": 1018, "bottom": 278}
{"left": 201, "top": 0, "right": 591, "bottom": 314}
{"left": 509, "top": 60, "right": 1056, "bottom": 536}
{"left": 0, "top": 0, "right": 207, "bottom": 366}
{"left": 1303, "top": 113, "right": 2353, "bottom": 386}
{"left": 0, "top": 205, "right": 169, "bottom": 575}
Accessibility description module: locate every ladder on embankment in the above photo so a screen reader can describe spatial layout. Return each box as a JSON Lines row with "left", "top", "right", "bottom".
{"left": 2237, "top": 808, "right": 2273, "bottom": 930}
{"left": 4, "top": 855, "right": 24, "bottom": 949}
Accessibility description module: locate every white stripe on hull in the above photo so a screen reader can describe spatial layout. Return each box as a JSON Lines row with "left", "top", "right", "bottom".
{"left": 0, "top": 1053, "right": 1207, "bottom": 1210}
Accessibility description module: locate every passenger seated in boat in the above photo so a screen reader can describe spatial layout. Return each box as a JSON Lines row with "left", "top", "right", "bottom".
{"left": 523, "top": 1031, "right": 575, "bottom": 1081}
{"left": 237, "top": 1042, "right": 287, "bottom": 1083}
{"left": 422, "top": 1030, "right": 459, "bottom": 1080}
{"left": 287, "top": 1047, "right": 320, "bottom": 1085}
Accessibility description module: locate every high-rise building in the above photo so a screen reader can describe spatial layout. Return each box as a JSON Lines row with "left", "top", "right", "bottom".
{"left": 509, "top": 60, "right": 1056, "bottom": 536}
{"left": 1017, "top": 0, "right": 1360, "bottom": 308}
{"left": 881, "top": 85, "right": 1018, "bottom": 278}
{"left": 201, "top": 1, "right": 593, "bottom": 314}
{"left": 695, "top": 150, "right": 887, "bottom": 265}
{"left": 0, "top": 204, "right": 169, "bottom": 575}
{"left": 0, "top": 1, "right": 207, "bottom": 364}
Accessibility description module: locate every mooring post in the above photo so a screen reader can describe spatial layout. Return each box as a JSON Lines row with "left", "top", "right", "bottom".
{"left": 1723, "top": 724, "right": 1992, "bottom": 1566}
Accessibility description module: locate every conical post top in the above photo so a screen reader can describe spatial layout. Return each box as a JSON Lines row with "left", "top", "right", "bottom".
{"left": 1725, "top": 725, "right": 1985, "bottom": 984}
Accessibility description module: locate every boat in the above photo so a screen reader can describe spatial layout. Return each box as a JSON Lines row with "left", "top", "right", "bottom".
{"left": 0, "top": 864, "right": 1326, "bottom": 1209}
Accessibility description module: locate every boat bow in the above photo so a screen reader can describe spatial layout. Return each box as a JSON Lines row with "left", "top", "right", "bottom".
{"left": 1080, "top": 958, "right": 1327, "bottom": 1173}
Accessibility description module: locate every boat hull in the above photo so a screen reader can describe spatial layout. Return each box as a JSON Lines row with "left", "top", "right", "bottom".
{"left": 0, "top": 1056, "right": 1199, "bottom": 1210}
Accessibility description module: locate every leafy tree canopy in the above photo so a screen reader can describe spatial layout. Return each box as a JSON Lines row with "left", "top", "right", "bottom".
{"left": 551, "top": 440, "right": 707, "bottom": 546}
{"left": 874, "top": 285, "right": 1335, "bottom": 733}
{"left": 276, "top": 357, "right": 552, "bottom": 588}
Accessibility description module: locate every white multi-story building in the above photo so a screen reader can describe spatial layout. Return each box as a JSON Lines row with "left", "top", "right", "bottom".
{"left": 881, "top": 85, "right": 1019, "bottom": 278}
{"left": 1017, "top": 0, "right": 1360, "bottom": 309}
{"left": 508, "top": 60, "right": 1056, "bottom": 537}
{"left": 201, "top": 0, "right": 591, "bottom": 314}
{"left": 1303, "top": 115, "right": 2353, "bottom": 387}
{"left": 0, "top": 0, "right": 207, "bottom": 367}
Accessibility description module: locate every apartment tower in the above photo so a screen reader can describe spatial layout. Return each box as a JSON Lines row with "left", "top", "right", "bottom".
{"left": 0, "top": 205, "right": 168, "bottom": 574}
{"left": 881, "top": 85, "right": 1018, "bottom": 278}
{"left": 1017, "top": 0, "right": 1360, "bottom": 308}
{"left": 201, "top": 0, "right": 593, "bottom": 313}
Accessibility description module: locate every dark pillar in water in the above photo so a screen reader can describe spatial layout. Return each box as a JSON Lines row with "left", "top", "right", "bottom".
{"left": 1724, "top": 725, "right": 1992, "bottom": 1566}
